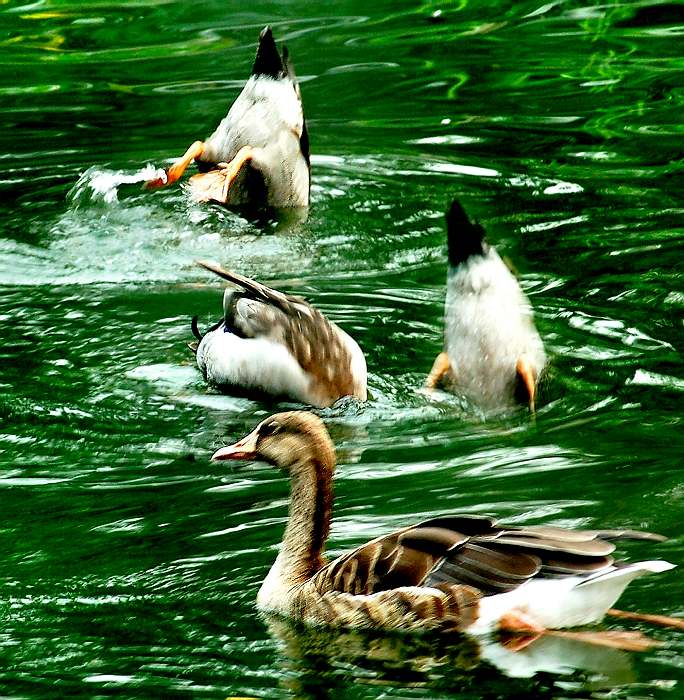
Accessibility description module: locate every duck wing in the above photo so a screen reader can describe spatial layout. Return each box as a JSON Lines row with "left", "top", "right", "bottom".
{"left": 317, "top": 514, "right": 665, "bottom": 597}
{"left": 197, "top": 261, "right": 360, "bottom": 400}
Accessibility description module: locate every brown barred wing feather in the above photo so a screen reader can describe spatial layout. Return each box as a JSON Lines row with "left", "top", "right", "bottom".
{"left": 197, "top": 260, "right": 359, "bottom": 402}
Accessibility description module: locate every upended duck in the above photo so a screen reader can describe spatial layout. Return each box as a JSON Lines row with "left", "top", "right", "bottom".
{"left": 146, "top": 26, "right": 310, "bottom": 207}
{"left": 427, "top": 200, "right": 546, "bottom": 412}
{"left": 213, "top": 411, "right": 678, "bottom": 642}
{"left": 191, "top": 261, "right": 366, "bottom": 407}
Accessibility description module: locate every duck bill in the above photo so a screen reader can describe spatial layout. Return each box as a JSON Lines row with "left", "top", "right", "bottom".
{"left": 211, "top": 427, "right": 259, "bottom": 461}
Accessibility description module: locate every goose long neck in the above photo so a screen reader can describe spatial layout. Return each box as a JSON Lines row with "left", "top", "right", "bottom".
{"left": 279, "top": 444, "right": 334, "bottom": 585}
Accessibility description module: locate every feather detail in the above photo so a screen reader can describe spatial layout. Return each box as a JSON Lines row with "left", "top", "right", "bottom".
{"left": 195, "top": 262, "right": 367, "bottom": 407}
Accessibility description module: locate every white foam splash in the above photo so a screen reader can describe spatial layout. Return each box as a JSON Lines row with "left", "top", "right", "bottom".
{"left": 69, "top": 164, "right": 166, "bottom": 205}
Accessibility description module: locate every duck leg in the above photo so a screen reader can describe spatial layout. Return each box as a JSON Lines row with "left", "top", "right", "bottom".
{"left": 499, "top": 611, "right": 660, "bottom": 652}
{"left": 426, "top": 352, "right": 453, "bottom": 389}
{"left": 607, "top": 608, "right": 684, "bottom": 630}
{"left": 145, "top": 140, "right": 205, "bottom": 189}
{"left": 187, "top": 145, "right": 255, "bottom": 203}
{"left": 515, "top": 355, "right": 537, "bottom": 413}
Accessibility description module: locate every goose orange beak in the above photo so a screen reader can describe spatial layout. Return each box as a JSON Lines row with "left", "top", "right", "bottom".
{"left": 211, "top": 427, "right": 259, "bottom": 461}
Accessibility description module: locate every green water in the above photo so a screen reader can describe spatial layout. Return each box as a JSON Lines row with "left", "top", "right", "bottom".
{"left": 1, "top": 0, "right": 682, "bottom": 697}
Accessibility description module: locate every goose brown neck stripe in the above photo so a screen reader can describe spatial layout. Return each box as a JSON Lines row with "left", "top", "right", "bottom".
{"left": 282, "top": 446, "right": 335, "bottom": 582}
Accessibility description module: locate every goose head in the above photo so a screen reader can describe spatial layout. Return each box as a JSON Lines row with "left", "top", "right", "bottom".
{"left": 211, "top": 411, "right": 336, "bottom": 586}
{"left": 211, "top": 411, "right": 335, "bottom": 474}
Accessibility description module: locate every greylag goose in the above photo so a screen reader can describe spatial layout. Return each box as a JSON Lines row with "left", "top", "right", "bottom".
{"left": 213, "top": 411, "right": 677, "bottom": 640}
{"left": 192, "top": 262, "right": 366, "bottom": 407}
{"left": 426, "top": 200, "right": 546, "bottom": 412}
{"left": 146, "top": 26, "right": 309, "bottom": 207}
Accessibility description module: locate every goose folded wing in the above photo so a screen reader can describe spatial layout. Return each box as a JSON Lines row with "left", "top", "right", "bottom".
{"left": 227, "top": 294, "right": 290, "bottom": 339}
{"left": 318, "top": 515, "right": 499, "bottom": 596}
{"left": 319, "top": 516, "right": 665, "bottom": 599}
{"left": 424, "top": 528, "right": 619, "bottom": 593}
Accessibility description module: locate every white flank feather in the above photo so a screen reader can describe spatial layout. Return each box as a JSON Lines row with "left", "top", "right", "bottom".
{"left": 196, "top": 328, "right": 312, "bottom": 403}
{"left": 470, "top": 561, "right": 676, "bottom": 634}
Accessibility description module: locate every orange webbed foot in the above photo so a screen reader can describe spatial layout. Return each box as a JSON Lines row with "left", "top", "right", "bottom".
{"left": 187, "top": 145, "right": 254, "bottom": 203}
{"left": 426, "top": 352, "right": 453, "bottom": 389}
{"left": 515, "top": 354, "right": 537, "bottom": 413}
{"left": 498, "top": 610, "right": 545, "bottom": 650}
{"left": 548, "top": 629, "right": 661, "bottom": 652}
{"left": 607, "top": 608, "right": 684, "bottom": 630}
{"left": 145, "top": 140, "right": 205, "bottom": 190}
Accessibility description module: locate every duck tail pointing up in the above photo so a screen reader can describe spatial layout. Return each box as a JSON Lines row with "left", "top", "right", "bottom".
{"left": 252, "top": 25, "right": 285, "bottom": 79}
{"left": 446, "top": 199, "right": 487, "bottom": 267}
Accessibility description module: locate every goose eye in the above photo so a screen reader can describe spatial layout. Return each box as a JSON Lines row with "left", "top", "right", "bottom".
{"left": 259, "top": 421, "right": 280, "bottom": 438}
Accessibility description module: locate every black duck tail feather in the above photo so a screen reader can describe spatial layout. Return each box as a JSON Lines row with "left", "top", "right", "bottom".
{"left": 446, "top": 199, "right": 487, "bottom": 267}
{"left": 191, "top": 315, "right": 203, "bottom": 342}
{"left": 300, "top": 118, "right": 311, "bottom": 167}
{"left": 252, "top": 25, "right": 285, "bottom": 79}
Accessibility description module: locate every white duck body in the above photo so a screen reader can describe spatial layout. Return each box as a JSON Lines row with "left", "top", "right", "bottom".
{"left": 146, "top": 26, "right": 310, "bottom": 208}
{"left": 445, "top": 246, "right": 546, "bottom": 409}
{"left": 197, "top": 329, "right": 311, "bottom": 402}
{"left": 429, "top": 200, "right": 546, "bottom": 411}
{"left": 212, "top": 413, "right": 676, "bottom": 638}
{"left": 194, "top": 263, "right": 366, "bottom": 408}
{"left": 198, "top": 74, "right": 310, "bottom": 207}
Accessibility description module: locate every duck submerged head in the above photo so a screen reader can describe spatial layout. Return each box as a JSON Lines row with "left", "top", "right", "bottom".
{"left": 211, "top": 411, "right": 335, "bottom": 473}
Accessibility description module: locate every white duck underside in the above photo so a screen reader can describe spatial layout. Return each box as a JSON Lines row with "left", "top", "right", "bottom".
{"left": 445, "top": 250, "right": 546, "bottom": 406}
{"left": 197, "top": 329, "right": 313, "bottom": 404}
{"left": 201, "top": 77, "right": 309, "bottom": 207}
{"left": 196, "top": 325, "right": 367, "bottom": 407}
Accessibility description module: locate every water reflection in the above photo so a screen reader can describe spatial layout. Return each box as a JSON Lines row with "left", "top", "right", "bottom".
{"left": 266, "top": 616, "right": 635, "bottom": 699}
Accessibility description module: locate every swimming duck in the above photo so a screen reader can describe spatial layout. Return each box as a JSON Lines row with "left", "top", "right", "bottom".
{"left": 192, "top": 261, "right": 366, "bottom": 407}
{"left": 146, "top": 26, "right": 310, "bottom": 207}
{"left": 426, "top": 200, "right": 546, "bottom": 412}
{"left": 212, "top": 411, "right": 677, "bottom": 640}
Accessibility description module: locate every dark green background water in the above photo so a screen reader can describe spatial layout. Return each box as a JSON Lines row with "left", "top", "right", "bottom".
{"left": 1, "top": 0, "right": 682, "bottom": 697}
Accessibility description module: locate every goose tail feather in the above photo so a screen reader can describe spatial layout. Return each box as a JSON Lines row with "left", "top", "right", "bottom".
{"left": 577, "top": 560, "right": 675, "bottom": 587}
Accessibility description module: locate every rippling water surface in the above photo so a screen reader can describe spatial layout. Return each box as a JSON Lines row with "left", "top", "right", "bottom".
{"left": 1, "top": 0, "right": 682, "bottom": 697}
